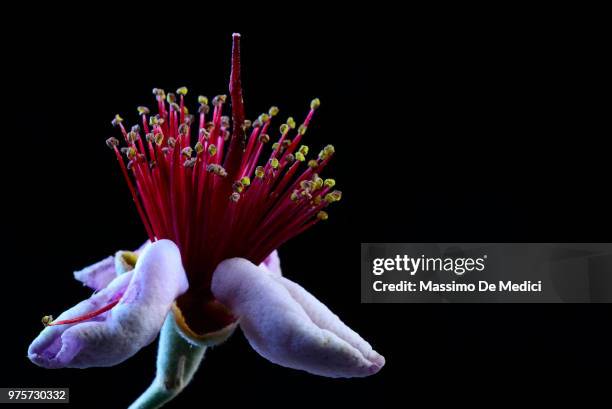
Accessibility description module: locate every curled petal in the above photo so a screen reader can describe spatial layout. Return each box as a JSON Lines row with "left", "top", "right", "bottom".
{"left": 74, "top": 241, "right": 150, "bottom": 291}
{"left": 28, "top": 240, "right": 188, "bottom": 369}
{"left": 260, "top": 250, "right": 282, "bottom": 277}
{"left": 73, "top": 255, "right": 116, "bottom": 291}
{"left": 211, "top": 258, "right": 384, "bottom": 378}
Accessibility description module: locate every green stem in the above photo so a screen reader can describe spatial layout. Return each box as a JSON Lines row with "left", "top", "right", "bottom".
{"left": 128, "top": 313, "right": 207, "bottom": 409}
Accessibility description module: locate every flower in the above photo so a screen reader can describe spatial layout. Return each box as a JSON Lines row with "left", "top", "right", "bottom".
{"left": 28, "top": 33, "right": 384, "bottom": 408}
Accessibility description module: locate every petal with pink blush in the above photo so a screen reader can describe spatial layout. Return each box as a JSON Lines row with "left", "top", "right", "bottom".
{"left": 28, "top": 240, "right": 188, "bottom": 369}
{"left": 73, "top": 241, "right": 150, "bottom": 291}
{"left": 260, "top": 250, "right": 282, "bottom": 277}
{"left": 211, "top": 258, "right": 384, "bottom": 378}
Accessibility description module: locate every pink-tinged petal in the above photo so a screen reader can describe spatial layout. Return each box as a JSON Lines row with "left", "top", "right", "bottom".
{"left": 260, "top": 250, "right": 282, "bottom": 277}
{"left": 275, "top": 276, "right": 385, "bottom": 370}
{"left": 73, "top": 255, "right": 116, "bottom": 291}
{"left": 73, "top": 241, "right": 150, "bottom": 291}
{"left": 211, "top": 258, "right": 384, "bottom": 378}
{"left": 29, "top": 240, "right": 188, "bottom": 369}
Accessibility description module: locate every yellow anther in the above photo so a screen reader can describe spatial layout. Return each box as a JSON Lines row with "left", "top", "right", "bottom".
{"left": 127, "top": 131, "right": 139, "bottom": 143}
{"left": 270, "top": 158, "right": 280, "bottom": 169}
{"left": 300, "top": 180, "right": 314, "bottom": 190}
{"left": 195, "top": 141, "right": 204, "bottom": 154}
{"left": 212, "top": 95, "right": 227, "bottom": 106}
{"left": 206, "top": 164, "right": 227, "bottom": 177}
{"left": 325, "top": 190, "right": 342, "bottom": 203}
{"left": 240, "top": 176, "right": 251, "bottom": 186}
{"left": 166, "top": 93, "right": 176, "bottom": 104}
{"left": 233, "top": 181, "right": 244, "bottom": 193}
{"left": 124, "top": 146, "right": 137, "bottom": 160}
{"left": 111, "top": 114, "right": 124, "bottom": 127}
{"left": 313, "top": 195, "right": 322, "bottom": 205}
{"left": 313, "top": 176, "right": 324, "bottom": 190}
{"left": 317, "top": 210, "right": 328, "bottom": 220}
{"left": 291, "top": 191, "right": 299, "bottom": 201}
{"left": 324, "top": 178, "right": 336, "bottom": 188}
{"left": 298, "top": 124, "right": 307, "bottom": 135}
{"left": 269, "top": 106, "right": 279, "bottom": 116}
{"left": 280, "top": 124, "right": 289, "bottom": 134}
{"left": 176, "top": 86, "right": 188, "bottom": 96}
{"left": 152, "top": 88, "right": 166, "bottom": 97}
{"left": 154, "top": 133, "right": 164, "bottom": 145}
{"left": 295, "top": 152, "right": 306, "bottom": 162}
{"left": 181, "top": 147, "right": 193, "bottom": 158}
{"left": 258, "top": 113, "right": 270, "bottom": 123}
{"left": 41, "top": 315, "right": 54, "bottom": 327}
{"left": 272, "top": 142, "right": 280, "bottom": 150}
{"left": 310, "top": 98, "right": 321, "bottom": 110}
{"left": 255, "top": 166, "right": 265, "bottom": 178}
{"left": 198, "top": 95, "right": 208, "bottom": 105}
{"left": 287, "top": 117, "right": 296, "bottom": 129}
{"left": 183, "top": 158, "right": 197, "bottom": 168}
{"left": 149, "top": 116, "right": 159, "bottom": 126}
{"left": 208, "top": 144, "right": 217, "bottom": 156}
{"left": 259, "top": 134, "right": 270, "bottom": 143}
{"left": 308, "top": 159, "right": 318, "bottom": 168}
{"left": 137, "top": 106, "right": 150, "bottom": 115}
{"left": 299, "top": 145, "right": 309, "bottom": 155}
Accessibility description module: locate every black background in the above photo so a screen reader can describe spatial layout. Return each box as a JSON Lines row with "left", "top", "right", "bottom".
{"left": 2, "top": 5, "right": 610, "bottom": 408}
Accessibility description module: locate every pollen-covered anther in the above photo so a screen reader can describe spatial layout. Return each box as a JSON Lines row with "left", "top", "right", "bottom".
{"left": 41, "top": 315, "right": 53, "bottom": 327}
{"left": 208, "top": 144, "right": 217, "bottom": 156}
{"left": 240, "top": 176, "right": 251, "bottom": 186}
{"left": 194, "top": 142, "right": 204, "bottom": 154}
{"left": 269, "top": 106, "right": 279, "bottom": 117}
{"left": 312, "top": 175, "right": 324, "bottom": 190}
{"left": 287, "top": 117, "right": 296, "bottom": 129}
{"left": 176, "top": 86, "right": 188, "bottom": 96}
{"left": 111, "top": 114, "right": 124, "bottom": 127}
{"left": 149, "top": 116, "right": 159, "bottom": 126}
{"left": 280, "top": 124, "right": 289, "bottom": 134}
{"left": 183, "top": 158, "right": 197, "bottom": 168}
{"left": 295, "top": 152, "right": 306, "bottom": 162}
{"left": 178, "top": 123, "right": 190, "bottom": 135}
{"left": 270, "top": 158, "right": 280, "bottom": 169}
{"left": 127, "top": 131, "right": 139, "bottom": 143}
{"left": 317, "top": 210, "right": 329, "bottom": 220}
{"left": 122, "top": 146, "right": 137, "bottom": 160}
{"left": 152, "top": 88, "right": 166, "bottom": 97}
{"left": 258, "top": 113, "right": 270, "bottom": 123}
{"left": 167, "top": 138, "right": 176, "bottom": 148}
{"left": 299, "top": 145, "right": 309, "bottom": 156}
{"left": 255, "top": 166, "right": 265, "bottom": 178}
{"left": 181, "top": 147, "right": 193, "bottom": 158}
{"left": 324, "top": 190, "right": 342, "bottom": 203}
{"left": 298, "top": 124, "right": 308, "bottom": 136}
{"left": 106, "top": 137, "right": 120, "bottom": 149}
{"left": 232, "top": 181, "right": 245, "bottom": 193}
{"left": 154, "top": 133, "right": 164, "bottom": 146}
{"left": 324, "top": 178, "right": 336, "bottom": 188}
{"left": 166, "top": 93, "right": 177, "bottom": 104}
{"left": 259, "top": 134, "right": 270, "bottom": 144}
{"left": 198, "top": 95, "right": 208, "bottom": 105}
{"left": 137, "top": 106, "right": 150, "bottom": 115}
{"left": 310, "top": 98, "right": 321, "bottom": 110}
{"left": 206, "top": 164, "right": 227, "bottom": 177}
{"left": 308, "top": 159, "right": 318, "bottom": 168}
{"left": 230, "top": 192, "right": 241, "bottom": 202}
{"left": 212, "top": 95, "right": 227, "bottom": 107}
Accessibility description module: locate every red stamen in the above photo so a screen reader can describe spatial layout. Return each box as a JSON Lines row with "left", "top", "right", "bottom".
{"left": 48, "top": 299, "right": 120, "bottom": 326}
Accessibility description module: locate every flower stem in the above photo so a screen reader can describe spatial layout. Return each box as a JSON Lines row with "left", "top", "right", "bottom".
{"left": 128, "top": 312, "right": 207, "bottom": 409}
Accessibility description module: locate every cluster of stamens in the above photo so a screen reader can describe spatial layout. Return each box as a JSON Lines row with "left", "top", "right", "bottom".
{"left": 43, "top": 34, "right": 340, "bottom": 331}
